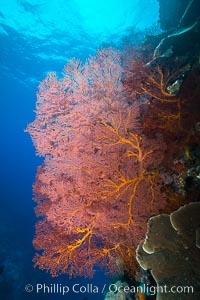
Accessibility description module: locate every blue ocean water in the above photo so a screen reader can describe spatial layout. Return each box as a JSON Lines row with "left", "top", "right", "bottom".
{"left": 0, "top": 1, "right": 159, "bottom": 299}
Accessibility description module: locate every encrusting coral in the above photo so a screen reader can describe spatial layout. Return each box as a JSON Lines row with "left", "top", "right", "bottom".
{"left": 136, "top": 202, "right": 200, "bottom": 299}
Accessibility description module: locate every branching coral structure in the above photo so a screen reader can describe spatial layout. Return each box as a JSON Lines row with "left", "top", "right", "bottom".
{"left": 26, "top": 48, "right": 183, "bottom": 277}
